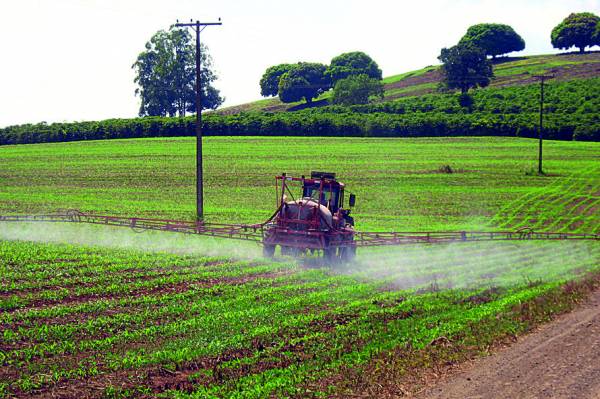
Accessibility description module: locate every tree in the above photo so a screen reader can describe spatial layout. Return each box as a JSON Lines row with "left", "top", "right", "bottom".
{"left": 132, "top": 27, "right": 223, "bottom": 117}
{"left": 259, "top": 64, "right": 295, "bottom": 97}
{"left": 327, "top": 51, "right": 382, "bottom": 83}
{"left": 551, "top": 12, "right": 600, "bottom": 53}
{"left": 438, "top": 43, "right": 493, "bottom": 95}
{"left": 459, "top": 23, "right": 525, "bottom": 58}
{"left": 278, "top": 63, "right": 330, "bottom": 104}
{"left": 332, "top": 74, "right": 384, "bottom": 105}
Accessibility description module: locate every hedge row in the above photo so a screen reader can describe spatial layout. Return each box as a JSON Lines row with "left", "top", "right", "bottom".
{"left": 1, "top": 78, "right": 599, "bottom": 145}
{"left": 2, "top": 111, "right": 597, "bottom": 145}
{"left": 315, "top": 77, "right": 600, "bottom": 116}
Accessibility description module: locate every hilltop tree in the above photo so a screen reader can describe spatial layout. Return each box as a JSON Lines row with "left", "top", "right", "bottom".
{"left": 259, "top": 64, "right": 295, "bottom": 97}
{"left": 551, "top": 12, "right": 600, "bottom": 53}
{"left": 278, "top": 63, "right": 330, "bottom": 104}
{"left": 438, "top": 43, "right": 493, "bottom": 98}
{"left": 332, "top": 74, "right": 384, "bottom": 105}
{"left": 459, "top": 23, "right": 525, "bottom": 59}
{"left": 327, "top": 51, "right": 382, "bottom": 84}
{"left": 132, "top": 27, "right": 223, "bottom": 117}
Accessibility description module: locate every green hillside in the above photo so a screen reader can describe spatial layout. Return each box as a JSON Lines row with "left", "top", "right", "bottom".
{"left": 219, "top": 52, "right": 600, "bottom": 114}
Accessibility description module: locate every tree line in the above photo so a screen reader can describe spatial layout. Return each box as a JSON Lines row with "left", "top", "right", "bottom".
{"left": 1, "top": 111, "right": 594, "bottom": 146}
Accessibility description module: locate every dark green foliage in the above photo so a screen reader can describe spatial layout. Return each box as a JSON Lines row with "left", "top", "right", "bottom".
{"left": 458, "top": 92, "right": 474, "bottom": 109}
{"left": 259, "top": 64, "right": 295, "bottom": 97}
{"left": 551, "top": 12, "right": 600, "bottom": 53}
{"left": 2, "top": 78, "right": 599, "bottom": 144}
{"left": 278, "top": 63, "right": 330, "bottom": 104}
{"left": 459, "top": 23, "right": 525, "bottom": 58}
{"left": 327, "top": 51, "right": 382, "bottom": 83}
{"left": 332, "top": 74, "right": 384, "bottom": 105}
{"left": 132, "top": 27, "right": 223, "bottom": 117}
{"left": 438, "top": 43, "right": 493, "bottom": 94}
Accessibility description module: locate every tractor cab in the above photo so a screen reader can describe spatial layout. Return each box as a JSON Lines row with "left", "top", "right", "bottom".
{"left": 302, "top": 171, "right": 344, "bottom": 212}
{"left": 264, "top": 171, "right": 357, "bottom": 260}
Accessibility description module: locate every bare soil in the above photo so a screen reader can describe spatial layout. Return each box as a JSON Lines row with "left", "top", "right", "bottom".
{"left": 416, "top": 288, "right": 600, "bottom": 399}
{"left": 385, "top": 69, "right": 442, "bottom": 91}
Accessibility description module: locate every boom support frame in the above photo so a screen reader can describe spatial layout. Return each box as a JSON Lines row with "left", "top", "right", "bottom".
{"left": 1, "top": 211, "right": 597, "bottom": 248}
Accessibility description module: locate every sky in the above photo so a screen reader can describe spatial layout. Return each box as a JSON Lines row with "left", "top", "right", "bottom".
{"left": 1, "top": 0, "right": 599, "bottom": 127}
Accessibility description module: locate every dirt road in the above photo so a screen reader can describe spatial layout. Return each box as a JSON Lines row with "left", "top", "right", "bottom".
{"left": 417, "top": 289, "right": 600, "bottom": 399}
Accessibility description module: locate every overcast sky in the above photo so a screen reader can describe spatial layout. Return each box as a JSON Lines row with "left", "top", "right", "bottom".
{"left": 1, "top": 0, "right": 599, "bottom": 127}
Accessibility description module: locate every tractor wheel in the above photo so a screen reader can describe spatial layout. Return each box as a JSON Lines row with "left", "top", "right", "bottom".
{"left": 289, "top": 247, "right": 303, "bottom": 257}
{"left": 263, "top": 244, "right": 276, "bottom": 258}
{"left": 340, "top": 245, "right": 356, "bottom": 262}
{"left": 324, "top": 248, "right": 338, "bottom": 264}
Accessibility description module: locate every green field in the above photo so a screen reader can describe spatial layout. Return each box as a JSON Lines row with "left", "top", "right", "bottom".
{"left": 1, "top": 136, "right": 599, "bottom": 398}
{"left": 1, "top": 136, "right": 598, "bottom": 232}
{"left": 1, "top": 236, "right": 598, "bottom": 398}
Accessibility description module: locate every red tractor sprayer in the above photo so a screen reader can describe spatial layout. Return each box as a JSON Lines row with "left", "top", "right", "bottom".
{"left": 262, "top": 172, "right": 357, "bottom": 261}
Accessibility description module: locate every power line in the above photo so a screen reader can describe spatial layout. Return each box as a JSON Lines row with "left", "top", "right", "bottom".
{"left": 175, "top": 18, "right": 222, "bottom": 221}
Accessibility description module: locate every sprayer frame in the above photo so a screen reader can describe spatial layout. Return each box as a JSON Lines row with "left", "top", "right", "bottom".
{"left": 262, "top": 173, "right": 356, "bottom": 259}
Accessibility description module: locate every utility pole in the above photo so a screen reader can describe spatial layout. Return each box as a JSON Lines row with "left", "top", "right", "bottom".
{"left": 533, "top": 74, "right": 553, "bottom": 175}
{"left": 175, "top": 18, "right": 222, "bottom": 220}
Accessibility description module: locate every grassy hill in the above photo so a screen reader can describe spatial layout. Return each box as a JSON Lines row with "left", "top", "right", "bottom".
{"left": 218, "top": 52, "right": 600, "bottom": 114}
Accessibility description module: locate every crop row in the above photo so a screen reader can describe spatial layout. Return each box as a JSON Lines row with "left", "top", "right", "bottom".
{"left": 333, "top": 77, "right": 600, "bottom": 117}
{"left": 492, "top": 164, "right": 600, "bottom": 233}
{"left": 173, "top": 283, "right": 560, "bottom": 399}
{"left": 1, "top": 238, "right": 598, "bottom": 397}
{"left": 4, "top": 243, "right": 577, "bottom": 352}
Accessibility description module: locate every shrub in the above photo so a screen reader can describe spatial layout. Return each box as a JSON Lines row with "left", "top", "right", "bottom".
{"left": 332, "top": 74, "right": 384, "bottom": 105}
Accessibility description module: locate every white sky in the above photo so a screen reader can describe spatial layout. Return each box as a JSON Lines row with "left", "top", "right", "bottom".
{"left": 1, "top": 0, "right": 599, "bottom": 127}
